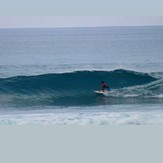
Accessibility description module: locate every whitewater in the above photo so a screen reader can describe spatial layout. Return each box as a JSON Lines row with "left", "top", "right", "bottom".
{"left": 0, "top": 26, "right": 163, "bottom": 125}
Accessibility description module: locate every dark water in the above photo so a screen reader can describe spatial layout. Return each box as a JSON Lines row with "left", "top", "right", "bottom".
{"left": 0, "top": 69, "right": 161, "bottom": 107}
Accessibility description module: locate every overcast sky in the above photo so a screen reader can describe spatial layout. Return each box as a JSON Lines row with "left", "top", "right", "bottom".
{"left": 0, "top": 16, "right": 163, "bottom": 28}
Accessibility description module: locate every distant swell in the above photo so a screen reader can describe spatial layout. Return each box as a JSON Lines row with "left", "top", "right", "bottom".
{"left": 0, "top": 69, "right": 163, "bottom": 107}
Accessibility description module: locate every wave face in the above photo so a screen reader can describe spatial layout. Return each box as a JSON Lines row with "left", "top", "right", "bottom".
{"left": 0, "top": 69, "right": 162, "bottom": 107}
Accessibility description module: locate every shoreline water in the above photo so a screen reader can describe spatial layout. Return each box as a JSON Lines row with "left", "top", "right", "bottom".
{"left": 0, "top": 104, "right": 163, "bottom": 125}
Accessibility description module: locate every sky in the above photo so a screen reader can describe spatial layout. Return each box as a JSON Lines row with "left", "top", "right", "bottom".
{"left": 0, "top": 16, "right": 163, "bottom": 28}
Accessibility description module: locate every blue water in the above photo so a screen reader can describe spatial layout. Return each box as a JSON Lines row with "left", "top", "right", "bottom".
{"left": 0, "top": 26, "right": 163, "bottom": 125}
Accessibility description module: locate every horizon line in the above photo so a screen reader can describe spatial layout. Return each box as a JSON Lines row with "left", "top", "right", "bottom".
{"left": 0, "top": 24, "right": 163, "bottom": 30}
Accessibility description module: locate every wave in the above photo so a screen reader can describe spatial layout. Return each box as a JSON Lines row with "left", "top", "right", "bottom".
{"left": 110, "top": 78, "right": 163, "bottom": 98}
{"left": 0, "top": 69, "right": 162, "bottom": 107}
{"left": 0, "top": 69, "right": 156, "bottom": 93}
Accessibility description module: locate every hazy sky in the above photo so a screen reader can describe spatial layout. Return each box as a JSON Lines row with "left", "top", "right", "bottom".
{"left": 0, "top": 16, "right": 163, "bottom": 28}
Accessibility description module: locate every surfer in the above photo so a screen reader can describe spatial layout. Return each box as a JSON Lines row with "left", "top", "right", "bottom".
{"left": 94, "top": 81, "right": 110, "bottom": 95}
{"left": 101, "top": 81, "right": 109, "bottom": 92}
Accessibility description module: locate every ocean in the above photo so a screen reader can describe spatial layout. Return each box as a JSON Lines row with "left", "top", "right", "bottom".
{"left": 0, "top": 26, "right": 163, "bottom": 125}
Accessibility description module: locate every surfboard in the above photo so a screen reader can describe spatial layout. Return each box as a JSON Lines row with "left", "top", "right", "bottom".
{"left": 94, "top": 90, "right": 109, "bottom": 96}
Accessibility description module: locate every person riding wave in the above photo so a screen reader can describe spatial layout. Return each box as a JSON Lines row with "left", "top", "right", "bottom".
{"left": 101, "top": 81, "right": 109, "bottom": 92}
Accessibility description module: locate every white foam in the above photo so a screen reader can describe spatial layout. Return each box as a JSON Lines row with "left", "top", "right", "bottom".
{"left": 1, "top": 105, "right": 163, "bottom": 125}
{"left": 157, "top": 94, "right": 163, "bottom": 98}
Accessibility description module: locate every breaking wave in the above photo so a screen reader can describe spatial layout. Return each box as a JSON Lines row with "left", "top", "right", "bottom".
{"left": 0, "top": 69, "right": 162, "bottom": 107}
